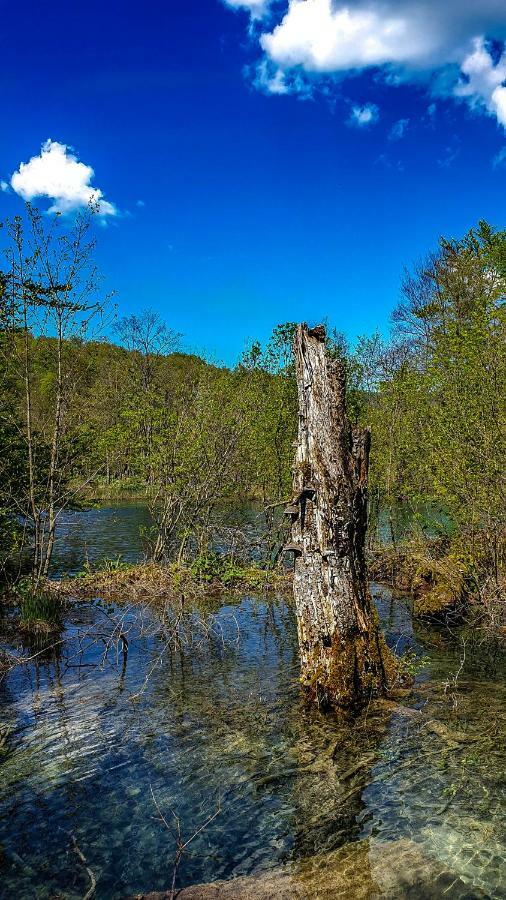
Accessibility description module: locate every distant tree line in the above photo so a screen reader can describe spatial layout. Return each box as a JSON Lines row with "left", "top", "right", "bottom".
{"left": 0, "top": 205, "right": 504, "bottom": 585}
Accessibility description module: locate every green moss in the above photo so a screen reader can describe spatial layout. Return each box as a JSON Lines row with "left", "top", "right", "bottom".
{"left": 304, "top": 627, "right": 402, "bottom": 712}
{"left": 369, "top": 539, "right": 470, "bottom": 621}
{"left": 412, "top": 554, "right": 466, "bottom": 620}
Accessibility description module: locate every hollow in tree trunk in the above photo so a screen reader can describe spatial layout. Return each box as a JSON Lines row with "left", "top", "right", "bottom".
{"left": 288, "top": 324, "right": 396, "bottom": 711}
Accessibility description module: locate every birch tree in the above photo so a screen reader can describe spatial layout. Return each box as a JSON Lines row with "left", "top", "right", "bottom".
{"left": 1, "top": 203, "right": 106, "bottom": 580}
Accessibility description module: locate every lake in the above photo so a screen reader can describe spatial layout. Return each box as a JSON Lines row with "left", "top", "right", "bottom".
{"left": 0, "top": 505, "right": 504, "bottom": 898}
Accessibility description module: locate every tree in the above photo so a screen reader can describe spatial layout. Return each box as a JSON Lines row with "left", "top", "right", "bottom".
{"left": 114, "top": 309, "right": 181, "bottom": 393}
{"left": 237, "top": 322, "right": 358, "bottom": 502}
{"left": 1, "top": 202, "right": 106, "bottom": 580}
{"left": 0, "top": 324, "right": 29, "bottom": 574}
{"left": 289, "top": 324, "right": 394, "bottom": 710}
{"left": 368, "top": 222, "right": 506, "bottom": 571}
{"left": 114, "top": 310, "right": 181, "bottom": 482}
{"left": 145, "top": 366, "right": 255, "bottom": 561}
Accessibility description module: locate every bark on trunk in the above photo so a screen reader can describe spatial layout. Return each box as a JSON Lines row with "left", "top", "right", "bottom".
{"left": 288, "top": 324, "right": 394, "bottom": 710}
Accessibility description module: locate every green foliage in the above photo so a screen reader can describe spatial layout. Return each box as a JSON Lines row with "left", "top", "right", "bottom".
{"left": 363, "top": 221, "right": 505, "bottom": 564}
{"left": 15, "top": 579, "right": 63, "bottom": 627}
{"left": 0, "top": 417, "right": 27, "bottom": 561}
{"left": 75, "top": 555, "right": 133, "bottom": 577}
{"left": 190, "top": 551, "right": 242, "bottom": 583}
{"left": 189, "top": 551, "right": 267, "bottom": 587}
{"left": 398, "top": 649, "right": 429, "bottom": 678}
{"left": 0, "top": 326, "right": 30, "bottom": 567}
{"left": 0, "top": 203, "right": 107, "bottom": 579}
{"left": 1, "top": 213, "right": 503, "bottom": 589}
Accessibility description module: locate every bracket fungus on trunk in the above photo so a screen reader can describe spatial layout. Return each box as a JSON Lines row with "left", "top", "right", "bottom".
{"left": 290, "top": 323, "right": 396, "bottom": 711}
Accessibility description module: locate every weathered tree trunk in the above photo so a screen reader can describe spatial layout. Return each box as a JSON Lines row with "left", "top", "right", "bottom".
{"left": 288, "top": 324, "right": 394, "bottom": 710}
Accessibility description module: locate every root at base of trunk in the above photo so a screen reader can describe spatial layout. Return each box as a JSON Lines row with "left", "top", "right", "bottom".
{"left": 303, "top": 631, "right": 399, "bottom": 712}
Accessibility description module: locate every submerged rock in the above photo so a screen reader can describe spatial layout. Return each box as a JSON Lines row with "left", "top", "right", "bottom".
{"left": 131, "top": 837, "right": 489, "bottom": 899}
{"left": 424, "top": 720, "right": 477, "bottom": 744}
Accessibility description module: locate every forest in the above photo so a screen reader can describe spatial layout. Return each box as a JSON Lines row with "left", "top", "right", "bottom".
{"left": 0, "top": 205, "right": 505, "bottom": 899}
{"left": 1, "top": 208, "right": 504, "bottom": 602}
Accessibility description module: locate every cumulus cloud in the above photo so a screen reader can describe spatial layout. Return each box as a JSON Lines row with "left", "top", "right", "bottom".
{"left": 10, "top": 140, "right": 117, "bottom": 216}
{"left": 455, "top": 38, "right": 506, "bottom": 126}
{"left": 389, "top": 118, "right": 410, "bottom": 140}
{"left": 260, "top": 0, "right": 433, "bottom": 72}
{"left": 348, "top": 103, "right": 379, "bottom": 127}
{"left": 225, "top": 0, "right": 506, "bottom": 127}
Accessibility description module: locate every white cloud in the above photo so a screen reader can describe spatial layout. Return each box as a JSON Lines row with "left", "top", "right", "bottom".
{"left": 226, "top": 0, "right": 506, "bottom": 127}
{"left": 492, "top": 146, "right": 506, "bottom": 168}
{"left": 455, "top": 38, "right": 506, "bottom": 126}
{"left": 389, "top": 118, "right": 410, "bottom": 140}
{"left": 0, "top": 180, "right": 9, "bottom": 192}
{"left": 348, "top": 103, "right": 379, "bottom": 127}
{"left": 253, "top": 59, "right": 290, "bottom": 94}
{"left": 251, "top": 57, "right": 316, "bottom": 97}
{"left": 224, "top": 0, "right": 270, "bottom": 18}
{"left": 260, "top": 1, "right": 433, "bottom": 72}
{"left": 11, "top": 140, "right": 117, "bottom": 216}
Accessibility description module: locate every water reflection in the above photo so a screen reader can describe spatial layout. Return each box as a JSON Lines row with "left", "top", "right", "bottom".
{"left": 0, "top": 587, "right": 504, "bottom": 899}
{"left": 48, "top": 503, "right": 154, "bottom": 577}
{"left": 47, "top": 501, "right": 275, "bottom": 578}
{"left": 47, "top": 499, "right": 452, "bottom": 579}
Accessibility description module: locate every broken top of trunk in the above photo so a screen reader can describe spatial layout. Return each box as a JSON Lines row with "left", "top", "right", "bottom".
{"left": 291, "top": 323, "right": 396, "bottom": 710}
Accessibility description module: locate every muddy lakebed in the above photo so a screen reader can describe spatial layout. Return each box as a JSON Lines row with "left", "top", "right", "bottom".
{"left": 0, "top": 506, "right": 505, "bottom": 899}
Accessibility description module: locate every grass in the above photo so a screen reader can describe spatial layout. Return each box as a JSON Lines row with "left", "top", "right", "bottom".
{"left": 188, "top": 551, "right": 280, "bottom": 588}
{"left": 14, "top": 579, "right": 65, "bottom": 633}
{"left": 47, "top": 553, "right": 292, "bottom": 608}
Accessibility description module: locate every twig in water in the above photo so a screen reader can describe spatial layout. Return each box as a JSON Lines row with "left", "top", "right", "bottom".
{"left": 70, "top": 832, "right": 97, "bottom": 900}
{"left": 149, "top": 783, "right": 221, "bottom": 900}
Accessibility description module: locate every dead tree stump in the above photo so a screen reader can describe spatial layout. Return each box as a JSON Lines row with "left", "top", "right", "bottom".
{"left": 287, "top": 324, "right": 395, "bottom": 710}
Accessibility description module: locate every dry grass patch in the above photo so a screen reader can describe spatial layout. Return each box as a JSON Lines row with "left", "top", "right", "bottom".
{"left": 47, "top": 560, "right": 292, "bottom": 609}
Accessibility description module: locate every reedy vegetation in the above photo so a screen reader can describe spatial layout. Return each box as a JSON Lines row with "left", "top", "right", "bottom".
{"left": 0, "top": 208, "right": 504, "bottom": 607}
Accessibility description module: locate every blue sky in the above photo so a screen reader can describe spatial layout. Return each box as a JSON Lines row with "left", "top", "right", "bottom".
{"left": 2, "top": 0, "right": 505, "bottom": 363}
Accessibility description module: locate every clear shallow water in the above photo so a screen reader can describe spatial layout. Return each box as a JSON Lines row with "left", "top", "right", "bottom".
{"left": 0, "top": 584, "right": 505, "bottom": 899}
